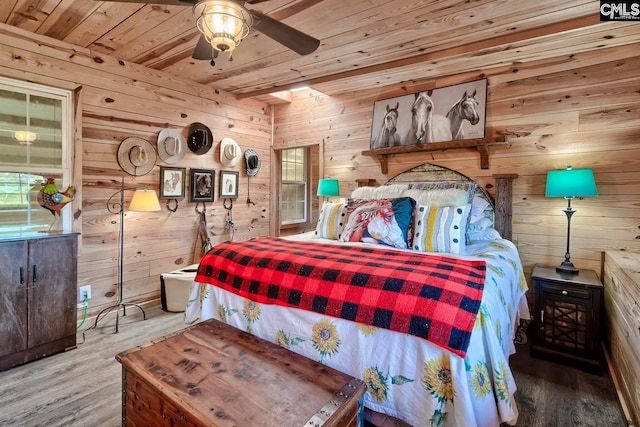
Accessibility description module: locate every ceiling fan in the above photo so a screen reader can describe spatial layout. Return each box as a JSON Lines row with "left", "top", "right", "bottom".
{"left": 99, "top": 0, "right": 320, "bottom": 63}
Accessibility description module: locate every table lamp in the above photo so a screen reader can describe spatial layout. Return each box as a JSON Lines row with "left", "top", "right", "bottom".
{"left": 545, "top": 166, "right": 598, "bottom": 274}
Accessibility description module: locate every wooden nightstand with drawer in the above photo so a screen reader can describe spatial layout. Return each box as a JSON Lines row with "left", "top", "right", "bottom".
{"left": 531, "top": 264, "right": 603, "bottom": 371}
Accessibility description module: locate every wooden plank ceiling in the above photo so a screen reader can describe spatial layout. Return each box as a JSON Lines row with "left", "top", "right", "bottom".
{"left": 2, "top": 0, "right": 639, "bottom": 102}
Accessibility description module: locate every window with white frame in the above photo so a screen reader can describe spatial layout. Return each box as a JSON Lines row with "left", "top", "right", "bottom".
{"left": 0, "top": 76, "right": 73, "bottom": 234}
{"left": 280, "top": 147, "right": 308, "bottom": 225}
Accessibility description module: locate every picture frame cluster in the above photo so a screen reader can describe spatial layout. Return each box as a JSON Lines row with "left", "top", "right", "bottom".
{"left": 159, "top": 166, "right": 239, "bottom": 202}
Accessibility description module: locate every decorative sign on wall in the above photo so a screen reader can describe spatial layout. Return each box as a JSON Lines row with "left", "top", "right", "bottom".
{"left": 369, "top": 79, "right": 487, "bottom": 150}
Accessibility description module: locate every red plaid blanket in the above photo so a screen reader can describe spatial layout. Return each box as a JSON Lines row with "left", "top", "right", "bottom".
{"left": 196, "top": 237, "right": 486, "bottom": 357}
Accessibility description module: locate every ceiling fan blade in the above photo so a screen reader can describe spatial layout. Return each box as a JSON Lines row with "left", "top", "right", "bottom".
{"left": 192, "top": 34, "right": 212, "bottom": 60}
{"left": 93, "top": 0, "right": 198, "bottom": 4}
{"left": 249, "top": 10, "right": 320, "bottom": 55}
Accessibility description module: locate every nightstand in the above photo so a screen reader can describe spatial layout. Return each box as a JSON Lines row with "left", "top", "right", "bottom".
{"left": 531, "top": 264, "right": 603, "bottom": 371}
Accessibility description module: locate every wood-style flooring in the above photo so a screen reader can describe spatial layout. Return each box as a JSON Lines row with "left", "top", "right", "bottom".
{"left": 0, "top": 306, "right": 628, "bottom": 426}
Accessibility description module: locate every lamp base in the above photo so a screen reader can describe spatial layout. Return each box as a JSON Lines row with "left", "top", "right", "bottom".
{"left": 556, "top": 261, "right": 579, "bottom": 275}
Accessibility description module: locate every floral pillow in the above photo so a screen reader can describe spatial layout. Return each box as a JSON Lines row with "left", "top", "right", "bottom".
{"left": 315, "top": 201, "right": 347, "bottom": 240}
{"left": 340, "top": 197, "right": 415, "bottom": 249}
{"left": 412, "top": 204, "right": 471, "bottom": 254}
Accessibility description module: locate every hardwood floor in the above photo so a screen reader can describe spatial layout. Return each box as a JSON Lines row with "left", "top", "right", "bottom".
{"left": 508, "top": 331, "right": 628, "bottom": 427}
{"left": 0, "top": 306, "right": 627, "bottom": 427}
{"left": 0, "top": 305, "right": 187, "bottom": 427}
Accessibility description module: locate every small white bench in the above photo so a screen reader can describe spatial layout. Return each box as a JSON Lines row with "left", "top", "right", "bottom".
{"left": 160, "top": 264, "right": 198, "bottom": 312}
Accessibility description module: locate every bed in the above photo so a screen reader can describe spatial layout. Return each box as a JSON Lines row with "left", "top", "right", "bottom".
{"left": 184, "top": 164, "right": 529, "bottom": 427}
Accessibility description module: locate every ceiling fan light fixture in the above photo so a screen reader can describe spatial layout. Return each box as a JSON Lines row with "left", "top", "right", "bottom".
{"left": 193, "top": 0, "right": 252, "bottom": 54}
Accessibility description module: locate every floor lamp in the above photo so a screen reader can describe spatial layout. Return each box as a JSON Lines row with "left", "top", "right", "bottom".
{"left": 545, "top": 166, "right": 598, "bottom": 274}
{"left": 94, "top": 177, "right": 161, "bottom": 333}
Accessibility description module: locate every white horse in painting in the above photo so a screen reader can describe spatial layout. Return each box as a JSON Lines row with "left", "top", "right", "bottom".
{"left": 446, "top": 89, "right": 480, "bottom": 140}
{"left": 405, "top": 91, "right": 452, "bottom": 144}
{"left": 371, "top": 102, "right": 401, "bottom": 149}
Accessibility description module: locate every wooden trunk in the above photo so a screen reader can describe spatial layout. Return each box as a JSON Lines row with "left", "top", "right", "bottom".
{"left": 602, "top": 250, "right": 640, "bottom": 427}
{"left": 116, "top": 318, "right": 365, "bottom": 427}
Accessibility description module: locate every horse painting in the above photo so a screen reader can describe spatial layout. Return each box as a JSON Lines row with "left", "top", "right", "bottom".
{"left": 405, "top": 91, "right": 452, "bottom": 145}
{"left": 371, "top": 102, "right": 401, "bottom": 149}
{"left": 446, "top": 89, "right": 480, "bottom": 140}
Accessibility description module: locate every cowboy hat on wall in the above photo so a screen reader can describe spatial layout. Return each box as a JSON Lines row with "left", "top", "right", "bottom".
{"left": 244, "top": 149, "right": 261, "bottom": 176}
{"left": 157, "top": 128, "right": 186, "bottom": 164}
{"left": 220, "top": 137, "right": 241, "bottom": 167}
{"left": 117, "top": 137, "right": 157, "bottom": 177}
{"left": 188, "top": 122, "right": 213, "bottom": 155}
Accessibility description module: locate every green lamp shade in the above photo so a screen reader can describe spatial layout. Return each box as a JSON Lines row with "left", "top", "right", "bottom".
{"left": 317, "top": 179, "right": 340, "bottom": 197}
{"left": 545, "top": 168, "right": 598, "bottom": 198}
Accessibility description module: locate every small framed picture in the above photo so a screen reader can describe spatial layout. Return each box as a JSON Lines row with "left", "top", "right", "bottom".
{"left": 189, "top": 169, "right": 215, "bottom": 202}
{"left": 159, "top": 166, "right": 186, "bottom": 199}
{"left": 219, "top": 170, "right": 239, "bottom": 199}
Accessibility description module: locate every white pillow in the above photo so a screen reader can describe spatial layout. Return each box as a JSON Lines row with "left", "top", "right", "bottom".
{"left": 470, "top": 195, "right": 491, "bottom": 223}
{"left": 467, "top": 228, "right": 501, "bottom": 241}
{"left": 412, "top": 204, "right": 471, "bottom": 254}
{"left": 402, "top": 188, "right": 470, "bottom": 207}
{"left": 468, "top": 217, "right": 493, "bottom": 232}
{"left": 315, "top": 202, "right": 347, "bottom": 240}
{"left": 351, "top": 184, "right": 409, "bottom": 200}
{"left": 351, "top": 186, "right": 376, "bottom": 199}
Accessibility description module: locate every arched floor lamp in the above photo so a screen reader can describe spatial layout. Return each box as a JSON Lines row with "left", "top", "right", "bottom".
{"left": 545, "top": 166, "right": 598, "bottom": 274}
{"left": 94, "top": 177, "right": 161, "bottom": 333}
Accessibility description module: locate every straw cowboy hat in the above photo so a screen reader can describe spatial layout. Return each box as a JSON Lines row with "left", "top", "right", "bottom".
{"left": 220, "top": 137, "right": 241, "bottom": 167}
{"left": 187, "top": 122, "right": 213, "bottom": 155}
{"left": 157, "top": 129, "right": 185, "bottom": 164}
{"left": 117, "top": 137, "right": 156, "bottom": 176}
{"left": 244, "top": 149, "right": 261, "bottom": 176}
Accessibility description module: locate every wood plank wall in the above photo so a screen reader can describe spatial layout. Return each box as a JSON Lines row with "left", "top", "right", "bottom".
{"left": 274, "top": 47, "right": 640, "bottom": 294}
{"left": 0, "top": 24, "right": 272, "bottom": 317}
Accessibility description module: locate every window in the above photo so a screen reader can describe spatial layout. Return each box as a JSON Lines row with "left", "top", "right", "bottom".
{"left": 0, "top": 77, "right": 73, "bottom": 234}
{"left": 280, "top": 147, "right": 308, "bottom": 225}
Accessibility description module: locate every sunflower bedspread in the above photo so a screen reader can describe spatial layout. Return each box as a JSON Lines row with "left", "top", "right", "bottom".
{"left": 185, "top": 236, "right": 529, "bottom": 427}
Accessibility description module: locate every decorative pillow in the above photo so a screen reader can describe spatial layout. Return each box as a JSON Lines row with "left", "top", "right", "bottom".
{"left": 402, "top": 188, "right": 470, "bottom": 207}
{"left": 412, "top": 204, "right": 471, "bottom": 254}
{"left": 468, "top": 217, "right": 493, "bottom": 232}
{"left": 409, "top": 181, "right": 477, "bottom": 204}
{"left": 340, "top": 197, "right": 415, "bottom": 249}
{"left": 467, "top": 228, "right": 501, "bottom": 241}
{"left": 351, "top": 184, "right": 409, "bottom": 200}
{"left": 470, "top": 195, "right": 491, "bottom": 223}
{"left": 350, "top": 186, "right": 376, "bottom": 199}
{"left": 315, "top": 201, "right": 347, "bottom": 240}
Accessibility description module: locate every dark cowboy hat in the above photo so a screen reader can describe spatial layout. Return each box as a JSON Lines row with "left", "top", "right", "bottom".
{"left": 244, "top": 149, "right": 261, "bottom": 176}
{"left": 187, "top": 122, "right": 213, "bottom": 155}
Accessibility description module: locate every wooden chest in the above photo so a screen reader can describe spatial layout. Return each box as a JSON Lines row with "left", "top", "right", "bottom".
{"left": 602, "top": 250, "right": 640, "bottom": 427}
{"left": 116, "top": 318, "right": 366, "bottom": 427}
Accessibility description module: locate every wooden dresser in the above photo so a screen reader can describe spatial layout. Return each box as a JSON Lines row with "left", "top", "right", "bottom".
{"left": 0, "top": 233, "right": 78, "bottom": 371}
{"left": 602, "top": 250, "right": 640, "bottom": 427}
{"left": 117, "top": 318, "right": 366, "bottom": 427}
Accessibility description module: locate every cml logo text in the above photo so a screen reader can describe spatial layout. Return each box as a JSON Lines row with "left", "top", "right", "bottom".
{"left": 600, "top": 1, "right": 640, "bottom": 20}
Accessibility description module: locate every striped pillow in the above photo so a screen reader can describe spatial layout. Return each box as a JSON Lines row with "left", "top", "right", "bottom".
{"left": 412, "top": 204, "right": 471, "bottom": 254}
{"left": 315, "top": 202, "right": 347, "bottom": 240}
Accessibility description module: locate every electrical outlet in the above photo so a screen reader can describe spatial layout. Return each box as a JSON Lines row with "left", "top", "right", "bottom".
{"left": 78, "top": 285, "right": 91, "bottom": 309}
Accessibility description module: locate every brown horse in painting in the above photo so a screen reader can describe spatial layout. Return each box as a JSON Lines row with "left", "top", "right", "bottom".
{"left": 371, "top": 102, "right": 401, "bottom": 149}
{"left": 446, "top": 89, "right": 480, "bottom": 140}
{"left": 405, "top": 91, "right": 452, "bottom": 145}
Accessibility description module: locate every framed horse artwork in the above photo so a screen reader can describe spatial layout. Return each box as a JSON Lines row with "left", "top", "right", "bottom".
{"left": 369, "top": 79, "right": 487, "bottom": 149}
